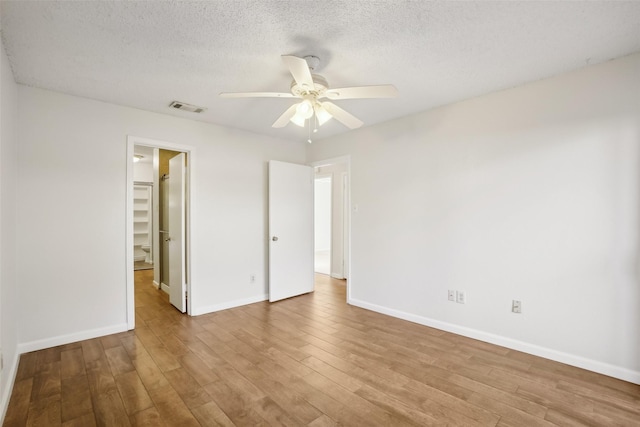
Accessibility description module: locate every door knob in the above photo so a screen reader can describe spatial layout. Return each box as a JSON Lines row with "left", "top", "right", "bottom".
{"left": 272, "top": 236, "right": 278, "bottom": 241}
{"left": 165, "top": 237, "right": 171, "bottom": 242}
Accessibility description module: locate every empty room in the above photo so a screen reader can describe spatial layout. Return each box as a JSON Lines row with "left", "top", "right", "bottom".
{"left": 1, "top": 1, "right": 639, "bottom": 426}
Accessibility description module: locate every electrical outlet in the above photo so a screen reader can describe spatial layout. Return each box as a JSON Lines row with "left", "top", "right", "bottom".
{"left": 456, "top": 291, "right": 466, "bottom": 304}
{"left": 448, "top": 290, "right": 456, "bottom": 301}
{"left": 512, "top": 300, "right": 522, "bottom": 313}
{"left": 249, "top": 274, "right": 256, "bottom": 283}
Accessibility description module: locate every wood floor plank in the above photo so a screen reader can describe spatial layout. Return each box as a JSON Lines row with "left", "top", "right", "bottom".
{"left": 119, "top": 336, "right": 151, "bottom": 361}
{"left": 62, "top": 413, "right": 97, "bottom": 427}
{"left": 353, "top": 384, "right": 438, "bottom": 426}
{"left": 104, "top": 346, "right": 135, "bottom": 377}
{"left": 86, "top": 356, "right": 118, "bottom": 397}
{"left": 15, "top": 352, "right": 38, "bottom": 381}
{"left": 92, "top": 389, "right": 131, "bottom": 427}
{"left": 35, "top": 347, "right": 62, "bottom": 371}
{"left": 26, "top": 397, "right": 62, "bottom": 427}
{"left": 190, "top": 401, "right": 235, "bottom": 427}
{"left": 466, "top": 392, "right": 553, "bottom": 427}
{"left": 592, "top": 400, "right": 640, "bottom": 425}
{"left": 301, "top": 355, "right": 362, "bottom": 392}
{"left": 5, "top": 271, "right": 640, "bottom": 426}
{"left": 302, "top": 370, "right": 413, "bottom": 427}
{"left": 252, "top": 396, "right": 301, "bottom": 427}
{"left": 147, "top": 384, "right": 200, "bottom": 427}
{"left": 286, "top": 376, "right": 372, "bottom": 427}
{"left": 134, "top": 326, "right": 164, "bottom": 349}
{"left": 307, "top": 414, "right": 338, "bottom": 427}
{"left": 3, "top": 378, "right": 33, "bottom": 426}
{"left": 220, "top": 350, "right": 319, "bottom": 424}
{"left": 556, "top": 379, "right": 640, "bottom": 415}
{"left": 544, "top": 406, "right": 615, "bottom": 426}
{"left": 128, "top": 407, "right": 167, "bottom": 427}
{"left": 403, "top": 376, "right": 499, "bottom": 425}
{"left": 202, "top": 379, "right": 270, "bottom": 426}
{"left": 145, "top": 343, "right": 181, "bottom": 372}
{"left": 163, "top": 367, "right": 212, "bottom": 409}
{"left": 178, "top": 353, "right": 219, "bottom": 387}
{"left": 114, "top": 371, "right": 154, "bottom": 415}
{"left": 100, "top": 335, "right": 123, "bottom": 350}
{"left": 61, "top": 375, "right": 93, "bottom": 422}
{"left": 60, "top": 348, "right": 86, "bottom": 380}
{"left": 81, "top": 339, "right": 104, "bottom": 365}
{"left": 156, "top": 332, "right": 192, "bottom": 357}
{"left": 129, "top": 353, "right": 169, "bottom": 392}
{"left": 31, "top": 361, "right": 61, "bottom": 402}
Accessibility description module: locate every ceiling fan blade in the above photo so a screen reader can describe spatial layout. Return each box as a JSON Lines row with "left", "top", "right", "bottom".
{"left": 323, "top": 84, "right": 398, "bottom": 100}
{"left": 321, "top": 102, "right": 363, "bottom": 129}
{"left": 281, "top": 55, "right": 314, "bottom": 91}
{"left": 219, "top": 92, "right": 295, "bottom": 98}
{"left": 272, "top": 103, "right": 300, "bottom": 128}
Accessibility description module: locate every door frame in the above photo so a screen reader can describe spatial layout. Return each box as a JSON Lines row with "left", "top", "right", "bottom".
{"left": 310, "top": 155, "right": 352, "bottom": 302}
{"left": 126, "top": 136, "right": 195, "bottom": 329}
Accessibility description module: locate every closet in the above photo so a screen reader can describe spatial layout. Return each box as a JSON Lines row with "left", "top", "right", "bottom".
{"left": 133, "top": 184, "right": 152, "bottom": 262}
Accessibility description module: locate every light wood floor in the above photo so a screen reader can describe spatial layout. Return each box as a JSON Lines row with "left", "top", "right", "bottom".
{"left": 4, "top": 271, "right": 640, "bottom": 426}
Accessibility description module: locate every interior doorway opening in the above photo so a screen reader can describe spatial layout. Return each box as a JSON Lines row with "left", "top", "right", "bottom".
{"left": 312, "top": 156, "right": 350, "bottom": 299}
{"left": 127, "top": 136, "right": 194, "bottom": 329}
{"left": 314, "top": 174, "right": 332, "bottom": 275}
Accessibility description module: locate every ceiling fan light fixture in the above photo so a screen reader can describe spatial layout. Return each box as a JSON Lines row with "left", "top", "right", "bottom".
{"left": 314, "top": 104, "right": 332, "bottom": 126}
{"left": 289, "top": 113, "right": 306, "bottom": 127}
{"left": 295, "top": 99, "right": 314, "bottom": 119}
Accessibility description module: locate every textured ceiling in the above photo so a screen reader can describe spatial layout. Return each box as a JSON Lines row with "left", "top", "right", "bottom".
{"left": 1, "top": 1, "right": 640, "bottom": 143}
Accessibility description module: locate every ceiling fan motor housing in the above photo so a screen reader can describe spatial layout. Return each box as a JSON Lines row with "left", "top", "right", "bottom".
{"left": 290, "top": 74, "right": 328, "bottom": 98}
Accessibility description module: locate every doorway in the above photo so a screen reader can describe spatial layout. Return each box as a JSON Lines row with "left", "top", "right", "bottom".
{"left": 311, "top": 156, "right": 350, "bottom": 299}
{"left": 314, "top": 174, "right": 332, "bottom": 275}
{"left": 126, "top": 136, "right": 194, "bottom": 329}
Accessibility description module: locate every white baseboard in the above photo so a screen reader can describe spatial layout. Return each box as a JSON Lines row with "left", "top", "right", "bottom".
{"left": 192, "top": 294, "right": 268, "bottom": 316}
{"left": 348, "top": 297, "right": 640, "bottom": 385}
{"left": 330, "top": 273, "right": 345, "bottom": 279}
{"left": 0, "top": 352, "right": 20, "bottom": 425}
{"left": 160, "top": 282, "right": 169, "bottom": 294}
{"left": 134, "top": 255, "right": 145, "bottom": 262}
{"left": 152, "top": 280, "right": 160, "bottom": 290}
{"left": 17, "top": 323, "right": 129, "bottom": 354}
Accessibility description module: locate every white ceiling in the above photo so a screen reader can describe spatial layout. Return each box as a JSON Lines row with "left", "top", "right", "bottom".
{"left": 1, "top": 1, "right": 639, "bottom": 143}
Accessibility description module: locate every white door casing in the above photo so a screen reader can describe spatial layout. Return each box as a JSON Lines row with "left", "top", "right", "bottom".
{"left": 168, "top": 153, "right": 186, "bottom": 312}
{"left": 269, "top": 160, "right": 314, "bottom": 302}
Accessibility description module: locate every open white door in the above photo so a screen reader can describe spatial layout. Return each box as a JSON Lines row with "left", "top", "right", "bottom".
{"left": 168, "top": 153, "right": 186, "bottom": 312}
{"left": 269, "top": 160, "right": 314, "bottom": 302}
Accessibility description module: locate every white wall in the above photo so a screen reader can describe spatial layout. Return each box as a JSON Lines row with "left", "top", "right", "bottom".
{"left": 16, "top": 86, "right": 306, "bottom": 348}
{"left": 308, "top": 53, "right": 640, "bottom": 383}
{"left": 133, "top": 159, "right": 153, "bottom": 182}
{"left": 314, "top": 177, "right": 331, "bottom": 251}
{"left": 0, "top": 39, "right": 20, "bottom": 418}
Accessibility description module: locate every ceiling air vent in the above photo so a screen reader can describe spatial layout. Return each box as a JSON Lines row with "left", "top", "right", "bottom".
{"left": 169, "top": 101, "right": 207, "bottom": 113}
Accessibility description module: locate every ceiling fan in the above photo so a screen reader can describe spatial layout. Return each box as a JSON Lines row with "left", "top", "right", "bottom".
{"left": 220, "top": 55, "right": 398, "bottom": 135}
